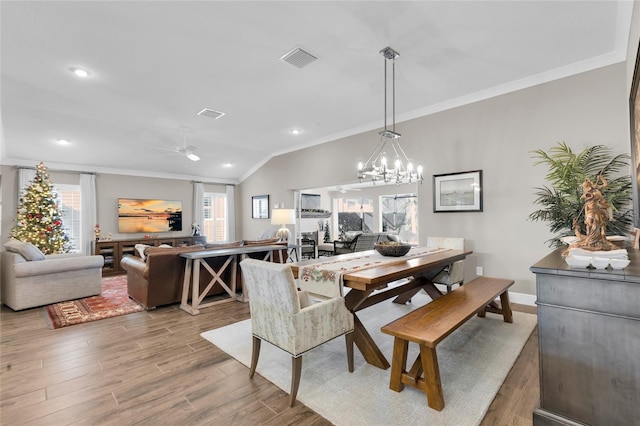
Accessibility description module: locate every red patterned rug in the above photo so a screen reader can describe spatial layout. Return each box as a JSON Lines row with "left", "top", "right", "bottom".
{"left": 44, "top": 275, "right": 145, "bottom": 329}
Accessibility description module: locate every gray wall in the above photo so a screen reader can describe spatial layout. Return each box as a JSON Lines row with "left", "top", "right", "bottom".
{"left": 239, "top": 63, "right": 631, "bottom": 297}
{"left": 0, "top": 168, "right": 228, "bottom": 243}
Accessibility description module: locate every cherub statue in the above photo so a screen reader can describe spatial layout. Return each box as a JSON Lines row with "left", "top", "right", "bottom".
{"left": 567, "top": 175, "right": 618, "bottom": 253}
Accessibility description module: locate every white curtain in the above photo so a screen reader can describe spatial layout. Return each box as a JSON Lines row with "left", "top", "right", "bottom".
{"left": 17, "top": 168, "right": 36, "bottom": 203}
{"left": 192, "top": 182, "right": 204, "bottom": 238}
{"left": 226, "top": 184, "right": 236, "bottom": 241}
{"left": 80, "top": 173, "right": 97, "bottom": 255}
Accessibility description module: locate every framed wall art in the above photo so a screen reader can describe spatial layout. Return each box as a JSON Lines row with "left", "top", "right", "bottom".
{"left": 252, "top": 195, "right": 269, "bottom": 219}
{"left": 433, "top": 170, "right": 483, "bottom": 212}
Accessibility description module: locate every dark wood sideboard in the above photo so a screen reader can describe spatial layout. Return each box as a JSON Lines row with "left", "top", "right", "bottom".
{"left": 530, "top": 248, "right": 640, "bottom": 426}
{"left": 93, "top": 236, "right": 204, "bottom": 276}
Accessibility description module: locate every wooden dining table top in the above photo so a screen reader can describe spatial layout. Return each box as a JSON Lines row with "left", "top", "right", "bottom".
{"left": 290, "top": 248, "right": 472, "bottom": 291}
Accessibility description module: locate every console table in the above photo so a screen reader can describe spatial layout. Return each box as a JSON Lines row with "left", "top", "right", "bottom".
{"left": 93, "top": 236, "right": 198, "bottom": 276}
{"left": 179, "top": 244, "right": 287, "bottom": 314}
{"left": 530, "top": 248, "right": 640, "bottom": 425}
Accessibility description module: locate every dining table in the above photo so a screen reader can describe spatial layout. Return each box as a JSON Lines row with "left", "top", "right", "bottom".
{"left": 289, "top": 247, "right": 473, "bottom": 369}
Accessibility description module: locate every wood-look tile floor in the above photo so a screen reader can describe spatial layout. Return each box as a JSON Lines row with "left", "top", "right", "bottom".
{"left": 0, "top": 298, "right": 538, "bottom": 425}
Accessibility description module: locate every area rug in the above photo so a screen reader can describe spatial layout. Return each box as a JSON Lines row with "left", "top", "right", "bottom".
{"left": 44, "top": 275, "right": 145, "bottom": 329}
{"left": 201, "top": 292, "right": 537, "bottom": 426}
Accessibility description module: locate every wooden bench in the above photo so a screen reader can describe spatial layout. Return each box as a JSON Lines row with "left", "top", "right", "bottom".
{"left": 380, "top": 276, "right": 514, "bottom": 411}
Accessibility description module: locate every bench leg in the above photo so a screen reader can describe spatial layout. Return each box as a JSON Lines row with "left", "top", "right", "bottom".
{"left": 500, "top": 290, "right": 513, "bottom": 323}
{"left": 420, "top": 345, "right": 445, "bottom": 411}
{"left": 477, "top": 293, "right": 513, "bottom": 321}
{"left": 389, "top": 337, "right": 408, "bottom": 392}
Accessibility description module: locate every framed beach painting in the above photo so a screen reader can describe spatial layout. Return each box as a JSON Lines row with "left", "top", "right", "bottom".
{"left": 433, "top": 170, "right": 483, "bottom": 212}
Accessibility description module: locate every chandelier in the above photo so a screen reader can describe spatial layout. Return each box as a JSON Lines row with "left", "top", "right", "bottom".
{"left": 357, "top": 46, "right": 423, "bottom": 184}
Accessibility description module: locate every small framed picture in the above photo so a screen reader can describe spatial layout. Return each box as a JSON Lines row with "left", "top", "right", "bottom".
{"left": 433, "top": 170, "right": 483, "bottom": 212}
{"left": 252, "top": 195, "right": 270, "bottom": 219}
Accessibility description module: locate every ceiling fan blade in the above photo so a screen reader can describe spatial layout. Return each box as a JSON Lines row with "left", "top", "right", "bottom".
{"left": 149, "top": 145, "right": 179, "bottom": 153}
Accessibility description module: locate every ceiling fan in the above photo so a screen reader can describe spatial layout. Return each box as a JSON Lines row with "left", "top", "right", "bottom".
{"left": 335, "top": 185, "right": 361, "bottom": 194}
{"left": 176, "top": 145, "right": 200, "bottom": 162}
{"left": 152, "top": 131, "right": 200, "bottom": 161}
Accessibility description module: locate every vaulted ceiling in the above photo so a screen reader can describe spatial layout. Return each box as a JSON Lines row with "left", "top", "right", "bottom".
{"left": 1, "top": 1, "right": 634, "bottom": 182}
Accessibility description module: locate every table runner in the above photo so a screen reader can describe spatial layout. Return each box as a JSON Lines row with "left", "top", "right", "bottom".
{"left": 297, "top": 247, "right": 449, "bottom": 298}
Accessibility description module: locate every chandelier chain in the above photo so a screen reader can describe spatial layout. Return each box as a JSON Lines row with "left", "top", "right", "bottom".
{"left": 357, "top": 46, "right": 423, "bottom": 185}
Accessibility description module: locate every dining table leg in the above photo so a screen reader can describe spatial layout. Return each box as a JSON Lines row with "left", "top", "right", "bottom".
{"left": 353, "top": 315, "right": 390, "bottom": 369}
{"left": 345, "top": 289, "right": 391, "bottom": 369}
{"left": 392, "top": 273, "right": 444, "bottom": 304}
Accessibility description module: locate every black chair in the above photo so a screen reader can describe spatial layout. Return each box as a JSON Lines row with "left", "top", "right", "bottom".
{"left": 300, "top": 232, "right": 317, "bottom": 259}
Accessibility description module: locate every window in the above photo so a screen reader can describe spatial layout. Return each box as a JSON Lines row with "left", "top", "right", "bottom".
{"left": 55, "top": 184, "right": 81, "bottom": 252}
{"left": 381, "top": 194, "right": 418, "bottom": 244}
{"left": 203, "top": 192, "right": 227, "bottom": 243}
{"left": 337, "top": 196, "right": 373, "bottom": 233}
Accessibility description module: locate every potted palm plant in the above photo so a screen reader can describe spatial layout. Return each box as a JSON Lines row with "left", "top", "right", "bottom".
{"left": 529, "top": 142, "right": 633, "bottom": 248}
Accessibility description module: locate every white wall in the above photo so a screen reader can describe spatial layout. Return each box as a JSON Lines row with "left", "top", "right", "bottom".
{"left": 240, "top": 63, "right": 630, "bottom": 297}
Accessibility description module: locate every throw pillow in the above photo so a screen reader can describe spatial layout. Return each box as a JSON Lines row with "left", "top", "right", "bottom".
{"left": 343, "top": 231, "right": 362, "bottom": 242}
{"left": 4, "top": 240, "right": 46, "bottom": 261}
{"left": 258, "top": 226, "right": 279, "bottom": 240}
{"left": 135, "top": 243, "right": 152, "bottom": 261}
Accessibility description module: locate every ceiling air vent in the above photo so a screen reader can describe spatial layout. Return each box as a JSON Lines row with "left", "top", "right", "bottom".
{"left": 280, "top": 47, "right": 317, "bottom": 68}
{"left": 197, "top": 108, "right": 225, "bottom": 119}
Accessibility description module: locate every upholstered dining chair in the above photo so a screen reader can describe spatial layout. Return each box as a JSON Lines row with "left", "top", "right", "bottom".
{"left": 426, "top": 236, "right": 465, "bottom": 293}
{"left": 239, "top": 258, "right": 354, "bottom": 406}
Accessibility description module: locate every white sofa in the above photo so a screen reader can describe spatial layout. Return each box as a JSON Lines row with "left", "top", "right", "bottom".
{"left": 1, "top": 248, "right": 104, "bottom": 311}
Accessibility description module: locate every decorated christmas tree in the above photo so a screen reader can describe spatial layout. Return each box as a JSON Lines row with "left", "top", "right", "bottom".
{"left": 10, "top": 162, "right": 71, "bottom": 254}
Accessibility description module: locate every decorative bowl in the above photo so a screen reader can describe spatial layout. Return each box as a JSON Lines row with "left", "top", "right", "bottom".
{"left": 591, "top": 257, "right": 610, "bottom": 270}
{"left": 609, "top": 258, "right": 630, "bottom": 269}
{"left": 374, "top": 242, "right": 412, "bottom": 257}
{"left": 564, "top": 255, "right": 591, "bottom": 268}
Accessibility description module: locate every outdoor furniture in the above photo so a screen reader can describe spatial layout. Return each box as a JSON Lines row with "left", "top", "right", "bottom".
{"left": 300, "top": 239, "right": 316, "bottom": 259}
{"left": 333, "top": 232, "right": 395, "bottom": 255}
{"left": 317, "top": 242, "right": 335, "bottom": 256}
{"left": 239, "top": 258, "right": 354, "bottom": 407}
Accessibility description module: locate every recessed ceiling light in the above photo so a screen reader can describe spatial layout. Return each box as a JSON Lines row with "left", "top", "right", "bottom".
{"left": 70, "top": 67, "right": 90, "bottom": 78}
{"left": 55, "top": 139, "right": 71, "bottom": 145}
{"left": 290, "top": 128, "right": 301, "bottom": 135}
{"left": 223, "top": 162, "right": 233, "bottom": 168}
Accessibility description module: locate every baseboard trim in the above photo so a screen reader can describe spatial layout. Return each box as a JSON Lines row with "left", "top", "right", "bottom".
{"left": 508, "top": 291, "right": 537, "bottom": 306}
{"left": 434, "top": 284, "right": 536, "bottom": 306}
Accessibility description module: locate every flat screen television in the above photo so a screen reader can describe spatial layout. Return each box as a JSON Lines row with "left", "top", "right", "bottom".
{"left": 118, "top": 198, "right": 182, "bottom": 233}
{"left": 301, "top": 193, "right": 321, "bottom": 210}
